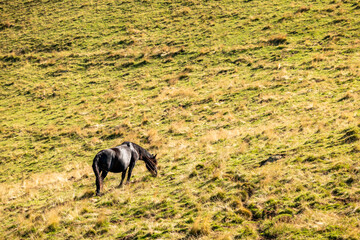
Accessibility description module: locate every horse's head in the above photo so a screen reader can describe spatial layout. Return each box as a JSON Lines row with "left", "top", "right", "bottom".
{"left": 145, "top": 154, "right": 158, "bottom": 177}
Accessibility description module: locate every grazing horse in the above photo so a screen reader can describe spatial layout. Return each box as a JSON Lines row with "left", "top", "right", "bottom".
{"left": 92, "top": 141, "right": 158, "bottom": 196}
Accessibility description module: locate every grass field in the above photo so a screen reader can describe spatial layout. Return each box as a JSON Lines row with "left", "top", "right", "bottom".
{"left": 1, "top": 0, "right": 360, "bottom": 239}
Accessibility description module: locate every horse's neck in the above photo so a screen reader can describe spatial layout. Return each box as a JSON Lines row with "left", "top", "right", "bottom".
{"left": 124, "top": 142, "right": 149, "bottom": 161}
{"left": 129, "top": 142, "right": 141, "bottom": 160}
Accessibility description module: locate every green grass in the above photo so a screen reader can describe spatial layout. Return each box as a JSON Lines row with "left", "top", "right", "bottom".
{"left": 1, "top": 0, "right": 360, "bottom": 239}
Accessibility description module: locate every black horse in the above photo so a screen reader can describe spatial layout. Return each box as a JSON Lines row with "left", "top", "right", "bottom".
{"left": 92, "top": 141, "right": 158, "bottom": 196}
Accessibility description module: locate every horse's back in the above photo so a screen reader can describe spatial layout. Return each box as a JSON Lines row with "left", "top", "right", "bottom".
{"left": 113, "top": 145, "right": 132, "bottom": 161}
{"left": 120, "top": 142, "right": 139, "bottom": 161}
{"left": 108, "top": 146, "right": 132, "bottom": 173}
{"left": 93, "top": 145, "right": 132, "bottom": 173}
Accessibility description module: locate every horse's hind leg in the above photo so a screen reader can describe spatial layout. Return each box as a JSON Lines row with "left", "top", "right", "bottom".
{"left": 117, "top": 170, "right": 127, "bottom": 188}
{"left": 101, "top": 171, "right": 108, "bottom": 181}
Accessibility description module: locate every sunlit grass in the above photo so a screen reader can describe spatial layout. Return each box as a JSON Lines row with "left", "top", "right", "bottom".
{"left": 1, "top": 0, "right": 360, "bottom": 239}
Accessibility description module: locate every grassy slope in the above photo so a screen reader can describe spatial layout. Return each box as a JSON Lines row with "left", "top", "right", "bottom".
{"left": 1, "top": 0, "right": 360, "bottom": 239}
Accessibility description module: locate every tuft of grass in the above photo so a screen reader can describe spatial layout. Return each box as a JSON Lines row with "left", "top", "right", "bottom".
{"left": 95, "top": 213, "right": 109, "bottom": 229}
{"left": 189, "top": 215, "right": 211, "bottom": 237}
{"left": 340, "top": 127, "right": 360, "bottom": 144}
{"left": 338, "top": 92, "right": 354, "bottom": 102}
{"left": 210, "top": 190, "right": 226, "bottom": 202}
{"left": 295, "top": 6, "right": 310, "bottom": 14}
{"left": 235, "top": 207, "right": 253, "bottom": 219}
{"left": 44, "top": 210, "right": 60, "bottom": 233}
{"left": 266, "top": 35, "right": 287, "bottom": 46}
{"left": 0, "top": 21, "right": 13, "bottom": 30}
{"left": 1, "top": 0, "right": 360, "bottom": 239}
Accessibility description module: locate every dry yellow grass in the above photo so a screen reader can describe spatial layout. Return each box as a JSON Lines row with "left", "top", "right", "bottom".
{"left": 190, "top": 215, "right": 211, "bottom": 237}
{"left": 1, "top": 0, "right": 360, "bottom": 239}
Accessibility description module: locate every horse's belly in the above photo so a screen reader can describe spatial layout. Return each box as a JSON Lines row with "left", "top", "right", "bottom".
{"left": 111, "top": 167, "right": 126, "bottom": 173}
{"left": 110, "top": 159, "right": 130, "bottom": 173}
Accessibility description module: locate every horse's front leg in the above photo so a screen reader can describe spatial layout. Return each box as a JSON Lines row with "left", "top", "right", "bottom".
{"left": 126, "top": 162, "right": 136, "bottom": 184}
{"left": 117, "top": 170, "right": 127, "bottom": 188}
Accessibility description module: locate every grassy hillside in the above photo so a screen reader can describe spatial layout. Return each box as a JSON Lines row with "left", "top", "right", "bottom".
{"left": 1, "top": 0, "right": 360, "bottom": 239}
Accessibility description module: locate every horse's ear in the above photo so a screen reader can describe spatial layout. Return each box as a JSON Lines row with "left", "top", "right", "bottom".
{"left": 154, "top": 154, "right": 157, "bottom": 159}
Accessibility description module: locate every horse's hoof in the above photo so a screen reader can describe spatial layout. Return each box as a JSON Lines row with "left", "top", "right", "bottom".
{"left": 96, "top": 192, "right": 102, "bottom": 196}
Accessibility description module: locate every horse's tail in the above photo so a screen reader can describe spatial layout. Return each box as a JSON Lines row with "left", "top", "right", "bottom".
{"left": 92, "top": 153, "right": 101, "bottom": 177}
{"left": 92, "top": 152, "right": 102, "bottom": 195}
